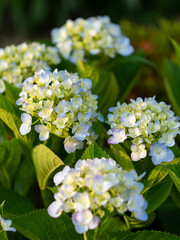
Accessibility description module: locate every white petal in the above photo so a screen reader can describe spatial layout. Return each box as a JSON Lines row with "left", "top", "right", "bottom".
{"left": 20, "top": 123, "right": 31, "bottom": 135}
{"left": 48, "top": 200, "right": 63, "bottom": 218}
{"left": 21, "top": 113, "right": 32, "bottom": 125}
{"left": 53, "top": 166, "right": 70, "bottom": 186}
{"left": 39, "top": 131, "right": 49, "bottom": 141}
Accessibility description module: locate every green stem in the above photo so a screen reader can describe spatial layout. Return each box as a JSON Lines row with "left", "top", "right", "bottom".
{"left": 93, "top": 227, "right": 99, "bottom": 240}
{"left": 124, "top": 216, "right": 130, "bottom": 230}
{"left": 83, "top": 232, "right": 88, "bottom": 240}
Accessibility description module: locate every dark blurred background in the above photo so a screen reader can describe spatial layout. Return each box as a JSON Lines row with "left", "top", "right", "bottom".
{"left": 1, "top": 0, "right": 180, "bottom": 47}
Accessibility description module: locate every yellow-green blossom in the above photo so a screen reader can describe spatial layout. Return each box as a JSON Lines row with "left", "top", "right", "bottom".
{"left": 0, "top": 42, "right": 60, "bottom": 92}
{"left": 17, "top": 69, "right": 103, "bottom": 152}
{"left": 51, "top": 16, "right": 134, "bottom": 63}
{"left": 48, "top": 158, "right": 147, "bottom": 234}
{"left": 107, "top": 97, "right": 180, "bottom": 164}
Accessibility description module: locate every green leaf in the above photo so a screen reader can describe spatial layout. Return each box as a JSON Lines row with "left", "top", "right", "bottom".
{"left": 171, "top": 39, "right": 180, "bottom": 63}
{"left": 13, "top": 155, "right": 35, "bottom": 196}
{"left": 0, "top": 120, "right": 7, "bottom": 143}
{"left": 161, "top": 159, "right": 180, "bottom": 192}
{"left": 145, "top": 179, "right": 173, "bottom": 213}
{"left": 109, "top": 144, "right": 134, "bottom": 171}
{"left": 0, "top": 186, "right": 34, "bottom": 218}
{"left": 32, "top": 144, "right": 64, "bottom": 190}
{"left": 162, "top": 59, "right": 180, "bottom": 115}
{"left": 0, "top": 94, "right": 27, "bottom": 141}
{"left": 12, "top": 209, "right": 83, "bottom": 240}
{"left": 5, "top": 81, "right": 21, "bottom": 105}
{"left": 81, "top": 140, "right": 109, "bottom": 160}
{"left": 120, "top": 230, "right": 180, "bottom": 240}
{"left": 106, "top": 51, "right": 146, "bottom": 101}
{"left": 0, "top": 139, "right": 21, "bottom": 189}
{"left": 77, "top": 61, "right": 119, "bottom": 114}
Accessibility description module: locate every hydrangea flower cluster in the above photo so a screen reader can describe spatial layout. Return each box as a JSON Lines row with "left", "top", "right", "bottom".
{"left": 48, "top": 157, "right": 147, "bottom": 234}
{"left": 51, "top": 16, "right": 134, "bottom": 63}
{"left": 0, "top": 42, "right": 60, "bottom": 93}
{"left": 0, "top": 215, "right": 16, "bottom": 232}
{"left": 107, "top": 97, "right": 180, "bottom": 165}
{"left": 16, "top": 69, "right": 103, "bottom": 152}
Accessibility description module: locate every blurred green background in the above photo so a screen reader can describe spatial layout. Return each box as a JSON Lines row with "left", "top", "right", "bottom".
{"left": 1, "top": 0, "right": 180, "bottom": 46}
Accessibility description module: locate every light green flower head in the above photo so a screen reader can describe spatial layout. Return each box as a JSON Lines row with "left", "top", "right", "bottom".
{"left": 51, "top": 16, "right": 134, "bottom": 63}
{"left": 0, "top": 42, "right": 60, "bottom": 92}
{"left": 107, "top": 97, "right": 180, "bottom": 165}
{"left": 16, "top": 69, "right": 103, "bottom": 152}
{"left": 48, "top": 158, "right": 147, "bottom": 234}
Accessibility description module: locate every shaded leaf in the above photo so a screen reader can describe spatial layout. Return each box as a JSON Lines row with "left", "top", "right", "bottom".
{"left": 145, "top": 180, "right": 173, "bottom": 213}
{"left": 0, "top": 186, "right": 34, "bottom": 218}
{"left": 0, "top": 94, "right": 27, "bottom": 141}
{"left": 12, "top": 209, "right": 83, "bottom": 240}
{"left": 162, "top": 59, "right": 180, "bottom": 115}
{"left": 121, "top": 230, "right": 180, "bottom": 240}
{"left": 0, "top": 139, "right": 21, "bottom": 189}
{"left": 109, "top": 144, "right": 134, "bottom": 171}
{"left": 0, "top": 120, "right": 7, "bottom": 143}
{"left": 77, "top": 61, "right": 119, "bottom": 115}
{"left": 81, "top": 140, "right": 109, "bottom": 160}
{"left": 5, "top": 81, "right": 21, "bottom": 105}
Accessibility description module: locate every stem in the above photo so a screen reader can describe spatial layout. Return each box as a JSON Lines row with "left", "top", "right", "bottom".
{"left": 93, "top": 227, "right": 99, "bottom": 240}
{"left": 83, "top": 232, "right": 88, "bottom": 240}
{"left": 124, "top": 216, "right": 130, "bottom": 230}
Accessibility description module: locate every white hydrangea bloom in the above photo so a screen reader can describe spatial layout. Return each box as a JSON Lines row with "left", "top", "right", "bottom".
{"left": 0, "top": 42, "right": 60, "bottom": 93}
{"left": 149, "top": 143, "right": 174, "bottom": 165}
{"left": 48, "top": 157, "right": 147, "bottom": 234}
{"left": 0, "top": 215, "right": 16, "bottom": 232}
{"left": 17, "top": 69, "right": 103, "bottom": 152}
{"left": 107, "top": 97, "right": 180, "bottom": 165}
{"left": 51, "top": 16, "right": 134, "bottom": 63}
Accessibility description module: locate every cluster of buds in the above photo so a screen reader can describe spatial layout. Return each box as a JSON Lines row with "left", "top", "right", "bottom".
{"left": 107, "top": 97, "right": 180, "bottom": 165}
{"left": 16, "top": 69, "right": 103, "bottom": 152}
{"left": 0, "top": 42, "right": 60, "bottom": 93}
{"left": 48, "top": 157, "right": 147, "bottom": 234}
{"left": 51, "top": 16, "right": 134, "bottom": 63}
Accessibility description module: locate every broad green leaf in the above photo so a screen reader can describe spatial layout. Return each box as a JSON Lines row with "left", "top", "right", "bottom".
{"left": 0, "top": 94, "right": 27, "bottom": 141}
{"left": 120, "top": 230, "right": 180, "bottom": 240}
{"left": 0, "top": 186, "right": 34, "bottom": 218}
{"left": 162, "top": 59, "right": 180, "bottom": 115}
{"left": 145, "top": 179, "right": 173, "bottom": 213}
{"left": 0, "top": 120, "right": 7, "bottom": 143}
{"left": 105, "top": 51, "right": 146, "bottom": 101}
{"left": 5, "top": 81, "right": 21, "bottom": 105}
{"left": 13, "top": 155, "right": 35, "bottom": 196}
{"left": 145, "top": 165, "right": 168, "bottom": 192}
{"left": 77, "top": 61, "right": 119, "bottom": 114}
{"left": 0, "top": 139, "right": 21, "bottom": 189}
{"left": 12, "top": 209, "right": 83, "bottom": 240}
{"left": 81, "top": 140, "right": 109, "bottom": 160}
{"left": 171, "top": 39, "right": 180, "bottom": 63}
{"left": 109, "top": 144, "right": 134, "bottom": 171}
{"left": 98, "top": 217, "right": 127, "bottom": 240}
{"left": 161, "top": 160, "right": 180, "bottom": 192}
{"left": 171, "top": 185, "right": 180, "bottom": 210}
{"left": 32, "top": 144, "right": 64, "bottom": 190}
